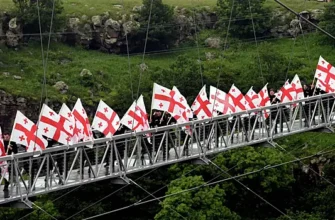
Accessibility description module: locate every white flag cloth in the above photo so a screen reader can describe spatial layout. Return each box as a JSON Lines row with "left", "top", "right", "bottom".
{"left": 314, "top": 56, "right": 335, "bottom": 93}
{"left": 92, "top": 100, "right": 120, "bottom": 138}
{"left": 258, "top": 84, "right": 271, "bottom": 119}
{"left": 151, "top": 83, "right": 186, "bottom": 120}
{"left": 121, "top": 95, "right": 150, "bottom": 132}
{"left": 10, "top": 111, "right": 47, "bottom": 152}
{"left": 38, "top": 104, "right": 73, "bottom": 145}
{"left": 0, "top": 127, "right": 8, "bottom": 181}
{"left": 172, "top": 86, "right": 193, "bottom": 119}
{"left": 192, "top": 85, "right": 214, "bottom": 119}
{"left": 245, "top": 87, "right": 259, "bottom": 110}
{"left": 72, "top": 99, "right": 93, "bottom": 144}
{"left": 209, "top": 86, "right": 235, "bottom": 115}
{"left": 277, "top": 80, "right": 296, "bottom": 103}
{"left": 228, "top": 84, "right": 248, "bottom": 112}
{"left": 59, "top": 103, "right": 77, "bottom": 144}
{"left": 291, "top": 74, "right": 305, "bottom": 100}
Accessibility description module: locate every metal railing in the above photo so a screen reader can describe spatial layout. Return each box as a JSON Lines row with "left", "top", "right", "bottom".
{"left": 0, "top": 93, "right": 334, "bottom": 205}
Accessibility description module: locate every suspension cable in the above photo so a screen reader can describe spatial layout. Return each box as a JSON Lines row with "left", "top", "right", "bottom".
{"left": 83, "top": 148, "right": 335, "bottom": 219}
{"left": 248, "top": 0, "right": 265, "bottom": 85}
{"left": 122, "top": 0, "right": 134, "bottom": 101}
{"left": 191, "top": 1, "right": 204, "bottom": 87}
{"left": 211, "top": 0, "right": 235, "bottom": 116}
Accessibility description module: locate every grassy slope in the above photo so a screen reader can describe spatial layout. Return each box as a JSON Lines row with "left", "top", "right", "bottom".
{"left": 0, "top": 0, "right": 326, "bottom": 17}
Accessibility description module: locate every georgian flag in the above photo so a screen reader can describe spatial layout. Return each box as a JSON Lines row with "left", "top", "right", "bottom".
{"left": 10, "top": 111, "right": 48, "bottom": 152}
{"left": 121, "top": 95, "right": 150, "bottom": 132}
{"left": 228, "top": 84, "right": 248, "bottom": 112}
{"left": 92, "top": 100, "right": 120, "bottom": 138}
{"left": 0, "top": 127, "right": 5, "bottom": 157}
{"left": 59, "top": 103, "right": 78, "bottom": 144}
{"left": 258, "top": 84, "right": 271, "bottom": 119}
{"left": 192, "top": 85, "right": 214, "bottom": 120}
{"left": 245, "top": 87, "right": 259, "bottom": 110}
{"left": 151, "top": 83, "right": 186, "bottom": 118}
{"left": 38, "top": 104, "right": 73, "bottom": 145}
{"left": 209, "top": 86, "right": 235, "bottom": 115}
{"left": 72, "top": 99, "right": 93, "bottom": 144}
{"left": 314, "top": 56, "right": 335, "bottom": 93}
{"left": 0, "top": 127, "right": 8, "bottom": 181}
{"left": 291, "top": 74, "right": 305, "bottom": 100}
{"left": 172, "top": 86, "right": 193, "bottom": 119}
{"left": 277, "top": 80, "right": 296, "bottom": 103}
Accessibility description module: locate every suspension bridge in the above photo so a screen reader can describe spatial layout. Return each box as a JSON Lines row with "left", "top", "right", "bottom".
{"left": 0, "top": 94, "right": 334, "bottom": 206}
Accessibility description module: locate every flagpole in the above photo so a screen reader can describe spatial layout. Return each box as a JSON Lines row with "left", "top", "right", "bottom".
{"left": 159, "top": 111, "right": 167, "bottom": 124}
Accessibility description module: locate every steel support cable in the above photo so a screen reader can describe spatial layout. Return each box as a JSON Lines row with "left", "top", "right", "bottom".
{"left": 284, "top": 37, "right": 297, "bottom": 81}
{"left": 211, "top": 0, "right": 235, "bottom": 117}
{"left": 273, "top": 142, "right": 335, "bottom": 188}
{"left": 83, "top": 148, "right": 335, "bottom": 219}
{"left": 208, "top": 160, "right": 292, "bottom": 219}
{"left": 129, "top": 179, "right": 187, "bottom": 220}
{"left": 121, "top": 0, "right": 134, "bottom": 101}
{"left": 248, "top": 0, "right": 264, "bottom": 85}
{"left": 64, "top": 167, "right": 159, "bottom": 220}
{"left": 298, "top": 0, "right": 314, "bottom": 81}
{"left": 32, "top": 202, "right": 58, "bottom": 220}
{"left": 191, "top": 1, "right": 204, "bottom": 87}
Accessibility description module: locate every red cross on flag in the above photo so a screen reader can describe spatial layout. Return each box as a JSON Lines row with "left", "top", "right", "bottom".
{"left": 121, "top": 95, "right": 150, "bottom": 132}
{"left": 258, "top": 84, "right": 271, "bottom": 119}
{"left": 10, "top": 111, "right": 47, "bottom": 152}
{"left": 92, "top": 100, "right": 120, "bottom": 138}
{"left": 316, "top": 78, "right": 335, "bottom": 93}
{"left": 172, "top": 86, "right": 193, "bottom": 119}
{"left": 151, "top": 83, "right": 186, "bottom": 116}
{"left": 314, "top": 56, "right": 335, "bottom": 93}
{"left": 0, "top": 127, "right": 9, "bottom": 181}
{"left": 277, "top": 80, "right": 296, "bottom": 103}
{"left": 291, "top": 74, "right": 305, "bottom": 100}
{"left": 59, "top": 103, "right": 77, "bottom": 144}
{"left": 192, "top": 85, "right": 214, "bottom": 119}
{"left": 0, "top": 127, "right": 5, "bottom": 157}
{"left": 228, "top": 84, "right": 247, "bottom": 113}
{"left": 245, "top": 87, "right": 259, "bottom": 110}
{"left": 38, "top": 104, "right": 73, "bottom": 145}
{"left": 209, "top": 86, "right": 235, "bottom": 115}
{"left": 72, "top": 99, "right": 93, "bottom": 145}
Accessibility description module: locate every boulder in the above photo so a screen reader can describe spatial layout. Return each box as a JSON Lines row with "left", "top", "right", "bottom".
{"left": 123, "top": 20, "right": 140, "bottom": 35}
{"left": 80, "top": 68, "right": 92, "bottom": 76}
{"left": 105, "top": 18, "right": 121, "bottom": 31}
{"left": 205, "top": 52, "right": 215, "bottom": 61}
{"left": 13, "top": 75, "right": 22, "bottom": 80}
{"left": 132, "top": 5, "right": 144, "bottom": 13}
{"left": 113, "top": 5, "right": 123, "bottom": 9}
{"left": 8, "top": 18, "right": 18, "bottom": 31}
{"left": 204, "top": 37, "right": 221, "bottom": 49}
{"left": 53, "top": 81, "right": 69, "bottom": 94}
{"left": 2, "top": 72, "right": 10, "bottom": 77}
{"left": 310, "top": 9, "right": 324, "bottom": 21}
{"left": 92, "top": 15, "right": 102, "bottom": 27}
{"left": 68, "top": 17, "right": 80, "bottom": 30}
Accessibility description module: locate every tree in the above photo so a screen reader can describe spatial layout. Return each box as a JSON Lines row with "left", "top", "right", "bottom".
{"left": 155, "top": 176, "right": 240, "bottom": 220}
{"left": 136, "top": 0, "right": 175, "bottom": 51}
{"left": 13, "top": 0, "right": 65, "bottom": 35}
{"left": 217, "top": 0, "right": 272, "bottom": 38}
{"left": 319, "top": 2, "right": 335, "bottom": 44}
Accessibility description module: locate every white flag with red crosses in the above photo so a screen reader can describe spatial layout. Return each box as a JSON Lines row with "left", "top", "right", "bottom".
{"left": 10, "top": 111, "right": 48, "bottom": 152}
{"left": 72, "top": 99, "right": 93, "bottom": 145}
{"left": 92, "top": 100, "right": 120, "bottom": 138}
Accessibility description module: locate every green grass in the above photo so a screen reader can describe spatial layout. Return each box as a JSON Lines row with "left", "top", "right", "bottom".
{"left": 0, "top": 0, "right": 326, "bottom": 17}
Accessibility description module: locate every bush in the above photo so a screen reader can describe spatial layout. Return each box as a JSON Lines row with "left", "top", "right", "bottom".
{"left": 136, "top": 0, "right": 175, "bottom": 51}
{"left": 13, "top": 0, "right": 65, "bottom": 35}
{"left": 217, "top": 0, "right": 272, "bottom": 39}
{"left": 319, "top": 2, "right": 335, "bottom": 45}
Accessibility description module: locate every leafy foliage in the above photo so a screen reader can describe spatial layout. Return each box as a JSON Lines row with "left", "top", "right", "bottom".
{"left": 319, "top": 2, "right": 335, "bottom": 45}
{"left": 13, "top": 0, "right": 65, "bottom": 34}
{"left": 217, "top": 0, "right": 272, "bottom": 38}
{"left": 136, "top": 0, "right": 175, "bottom": 51}
{"left": 155, "top": 176, "right": 240, "bottom": 220}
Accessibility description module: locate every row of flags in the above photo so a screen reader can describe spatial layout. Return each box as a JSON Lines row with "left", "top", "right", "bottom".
{"left": 0, "top": 56, "right": 334, "bottom": 158}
